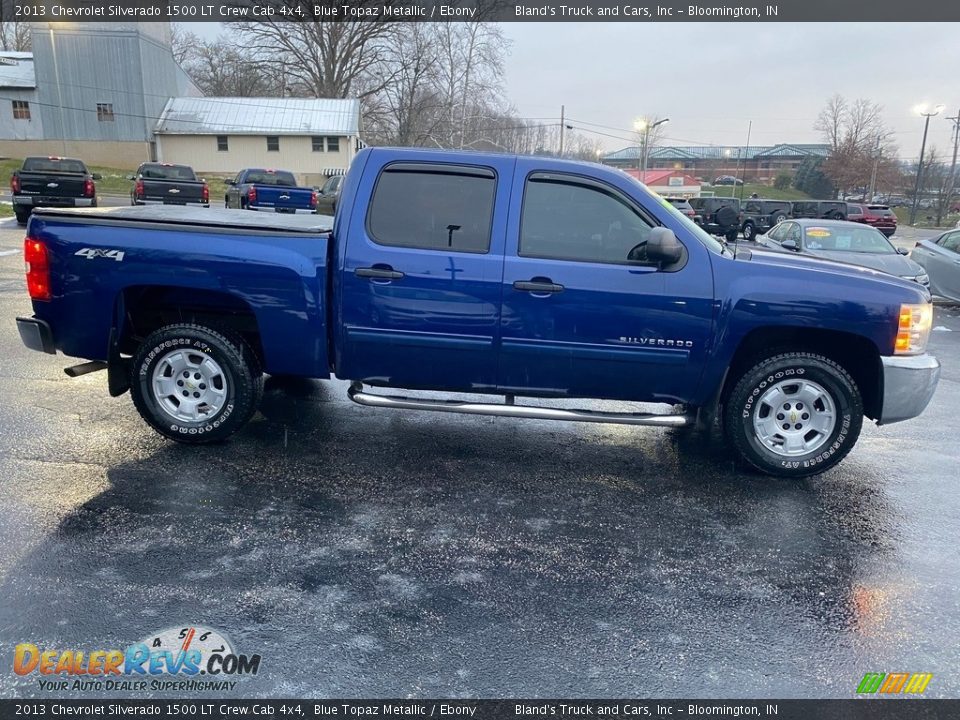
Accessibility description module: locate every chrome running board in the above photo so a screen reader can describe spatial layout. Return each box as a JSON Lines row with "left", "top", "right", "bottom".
{"left": 347, "top": 383, "right": 694, "bottom": 428}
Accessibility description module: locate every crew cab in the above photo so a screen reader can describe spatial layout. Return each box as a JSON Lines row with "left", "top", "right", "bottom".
{"left": 225, "top": 168, "right": 318, "bottom": 214}
{"left": 10, "top": 156, "right": 100, "bottom": 226}
{"left": 16, "top": 148, "right": 941, "bottom": 479}
{"left": 129, "top": 163, "right": 209, "bottom": 207}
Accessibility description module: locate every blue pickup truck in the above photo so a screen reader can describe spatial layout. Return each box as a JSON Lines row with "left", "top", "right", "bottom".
{"left": 224, "top": 168, "right": 317, "bottom": 214}
{"left": 16, "top": 148, "right": 941, "bottom": 478}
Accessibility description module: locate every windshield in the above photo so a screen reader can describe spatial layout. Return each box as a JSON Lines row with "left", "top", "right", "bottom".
{"left": 23, "top": 157, "right": 87, "bottom": 174}
{"left": 803, "top": 225, "right": 895, "bottom": 253}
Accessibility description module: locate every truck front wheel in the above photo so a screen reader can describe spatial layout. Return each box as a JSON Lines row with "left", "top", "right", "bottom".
{"left": 722, "top": 352, "right": 863, "bottom": 478}
{"left": 130, "top": 323, "right": 263, "bottom": 444}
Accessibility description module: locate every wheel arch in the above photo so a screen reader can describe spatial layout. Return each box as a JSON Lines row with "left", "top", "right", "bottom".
{"left": 718, "top": 326, "right": 883, "bottom": 420}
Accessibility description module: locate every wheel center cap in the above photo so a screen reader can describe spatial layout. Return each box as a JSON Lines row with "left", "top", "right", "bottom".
{"left": 790, "top": 411, "right": 798, "bottom": 423}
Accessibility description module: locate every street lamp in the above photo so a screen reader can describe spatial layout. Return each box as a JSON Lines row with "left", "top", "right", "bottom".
{"left": 909, "top": 103, "right": 945, "bottom": 225}
{"left": 634, "top": 117, "right": 669, "bottom": 174}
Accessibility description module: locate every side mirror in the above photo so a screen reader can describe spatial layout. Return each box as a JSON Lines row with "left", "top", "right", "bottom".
{"left": 896, "top": 247, "right": 909, "bottom": 255}
{"left": 91, "top": 173, "right": 102, "bottom": 181}
{"left": 647, "top": 227, "right": 684, "bottom": 266}
{"left": 126, "top": 175, "right": 136, "bottom": 181}
{"left": 781, "top": 238, "right": 799, "bottom": 251}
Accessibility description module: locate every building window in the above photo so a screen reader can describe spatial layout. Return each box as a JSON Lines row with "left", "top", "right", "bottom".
{"left": 12, "top": 100, "right": 30, "bottom": 120}
{"left": 97, "top": 103, "right": 115, "bottom": 122}
{"left": 311, "top": 136, "right": 324, "bottom": 152}
{"left": 217, "top": 135, "right": 228, "bottom": 152}
{"left": 266, "top": 136, "right": 280, "bottom": 152}
{"left": 326, "top": 136, "right": 340, "bottom": 152}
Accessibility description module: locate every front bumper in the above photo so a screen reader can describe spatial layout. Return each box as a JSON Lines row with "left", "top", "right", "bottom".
{"left": 16, "top": 317, "right": 56, "bottom": 354}
{"left": 878, "top": 353, "right": 940, "bottom": 425}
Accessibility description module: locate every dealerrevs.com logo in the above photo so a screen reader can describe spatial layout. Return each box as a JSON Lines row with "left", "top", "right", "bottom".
{"left": 13, "top": 626, "right": 261, "bottom": 693}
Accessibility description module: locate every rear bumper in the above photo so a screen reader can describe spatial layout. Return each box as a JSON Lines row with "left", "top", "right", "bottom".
{"left": 13, "top": 196, "right": 95, "bottom": 208}
{"left": 16, "top": 317, "right": 56, "bottom": 355}
{"left": 878, "top": 353, "right": 940, "bottom": 425}
{"left": 135, "top": 199, "right": 209, "bottom": 207}
{"left": 248, "top": 206, "right": 316, "bottom": 214}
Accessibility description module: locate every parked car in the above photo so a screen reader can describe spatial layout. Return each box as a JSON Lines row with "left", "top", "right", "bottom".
{"left": 846, "top": 203, "right": 898, "bottom": 237}
{"left": 688, "top": 196, "right": 741, "bottom": 241}
{"left": 713, "top": 175, "right": 743, "bottom": 186}
{"left": 911, "top": 229, "right": 960, "bottom": 302}
{"left": 225, "top": 168, "right": 317, "bottom": 214}
{"left": 129, "top": 163, "right": 209, "bottom": 207}
{"left": 756, "top": 219, "right": 929, "bottom": 287}
{"left": 740, "top": 199, "right": 792, "bottom": 241}
{"left": 10, "top": 156, "right": 99, "bottom": 226}
{"left": 790, "top": 200, "right": 848, "bottom": 221}
{"left": 16, "top": 148, "right": 940, "bottom": 478}
{"left": 663, "top": 197, "right": 696, "bottom": 221}
{"left": 315, "top": 174, "right": 343, "bottom": 216}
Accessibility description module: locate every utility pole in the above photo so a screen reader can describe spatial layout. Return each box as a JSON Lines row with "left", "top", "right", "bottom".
{"left": 558, "top": 105, "right": 565, "bottom": 157}
{"left": 946, "top": 109, "right": 960, "bottom": 217}
{"left": 868, "top": 136, "right": 881, "bottom": 203}
{"left": 910, "top": 105, "right": 944, "bottom": 226}
{"left": 737, "top": 120, "right": 752, "bottom": 202}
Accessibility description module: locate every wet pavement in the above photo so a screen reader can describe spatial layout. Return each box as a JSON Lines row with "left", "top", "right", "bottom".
{"left": 0, "top": 218, "right": 958, "bottom": 699}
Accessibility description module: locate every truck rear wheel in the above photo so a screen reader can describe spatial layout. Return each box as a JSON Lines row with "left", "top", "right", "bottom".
{"left": 722, "top": 352, "right": 862, "bottom": 478}
{"left": 130, "top": 323, "right": 263, "bottom": 444}
{"left": 15, "top": 209, "right": 29, "bottom": 226}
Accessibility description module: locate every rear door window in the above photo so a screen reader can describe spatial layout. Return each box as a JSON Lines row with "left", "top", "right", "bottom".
{"left": 367, "top": 164, "right": 496, "bottom": 253}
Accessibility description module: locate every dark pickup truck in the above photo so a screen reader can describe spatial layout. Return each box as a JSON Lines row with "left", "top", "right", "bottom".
{"left": 16, "top": 148, "right": 941, "bottom": 478}
{"left": 10, "top": 156, "right": 100, "bottom": 226}
{"left": 225, "top": 168, "right": 317, "bottom": 214}
{"left": 129, "top": 163, "right": 209, "bottom": 207}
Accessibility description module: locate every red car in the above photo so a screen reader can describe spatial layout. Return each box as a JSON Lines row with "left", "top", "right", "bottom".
{"left": 847, "top": 203, "right": 897, "bottom": 237}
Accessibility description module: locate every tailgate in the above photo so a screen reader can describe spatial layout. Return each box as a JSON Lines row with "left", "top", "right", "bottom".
{"left": 18, "top": 173, "right": 86, "bottom": 199}
{"left": 143, "top": 180, "right": 205, "bottom": 204}
{"left": 254, "top": 185, "right": 314, "bottom": 211}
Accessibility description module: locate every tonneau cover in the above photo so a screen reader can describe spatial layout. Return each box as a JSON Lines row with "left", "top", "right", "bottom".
{"left": 32, "top": 205, "right": 334, "bottom": 234}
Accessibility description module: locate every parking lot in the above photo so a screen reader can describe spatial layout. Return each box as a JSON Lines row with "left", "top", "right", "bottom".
{"left": 1, "top": 216, "right": 959, "bottom": 698}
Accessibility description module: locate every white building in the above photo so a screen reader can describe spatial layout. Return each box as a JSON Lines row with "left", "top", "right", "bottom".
{"left": 154, "top": 97, "right": 364, "bottom": 187}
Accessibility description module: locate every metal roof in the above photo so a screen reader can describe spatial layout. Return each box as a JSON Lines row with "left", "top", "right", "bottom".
{"left": 155, "top": 97, "right": 361, "bottom": 136}
{"left": 604, "top": 143, "right": 830, "bottom": 162}
{"left": 0, "top": 52, "right": 36, "bottom": 89}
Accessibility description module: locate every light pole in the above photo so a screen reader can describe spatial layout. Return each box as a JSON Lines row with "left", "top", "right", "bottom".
{"left": 634, "top": 117, "right": 669, "bottom": 174}
{"left": 909, "top": 104, "right": 945, "bottom": 226}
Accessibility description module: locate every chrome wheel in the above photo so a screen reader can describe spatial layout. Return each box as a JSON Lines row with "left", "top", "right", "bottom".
{"left": 151, "top": 348, "right": 228, "bottom": 423}
{"left": 751, "top": 378, "right": 836, "bottom": 456}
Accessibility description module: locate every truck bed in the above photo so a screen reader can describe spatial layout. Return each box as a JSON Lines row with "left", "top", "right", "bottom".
{"left": 32, "top": 205, "right": 333, "bottom": 233}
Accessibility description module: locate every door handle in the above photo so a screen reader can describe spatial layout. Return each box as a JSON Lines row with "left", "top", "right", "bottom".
{"left": 355, "top": 266, "right": 405, "bottom": 280}
{"left": 513, "top": 280, "right": 564, "bottom": 294}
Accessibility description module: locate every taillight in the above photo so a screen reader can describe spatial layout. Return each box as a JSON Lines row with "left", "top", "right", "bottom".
{"left": 201, "top": 183, "right": 209, "bottom": 203}
{"left": 11, "top": 175, "right": 20, "bottom": 193}
{"left": 134, "top": 179, "right": 144, "bottom": 197}
{"left": 83, "top": 178, "right": 95, "bottom": 198}
{"left": 247, "top": 186, "right": 256, "bottom": 204}
{"left": 310, "top": 191, "right": 317, "bottom": 209}
{"left": 24, "top": 237, "right": 51, "bottom": 301}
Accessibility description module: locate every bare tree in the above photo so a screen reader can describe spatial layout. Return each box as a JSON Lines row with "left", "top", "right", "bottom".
{"left": 0, "top": 21, "right": 31, "bottom": 51}
{"left": 815, "top": 94, "right": 897, "bottom": 195}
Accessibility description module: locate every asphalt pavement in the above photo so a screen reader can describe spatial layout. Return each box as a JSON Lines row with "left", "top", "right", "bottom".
{"left": 0, "top": 217, "right": 958, "bottom": 699}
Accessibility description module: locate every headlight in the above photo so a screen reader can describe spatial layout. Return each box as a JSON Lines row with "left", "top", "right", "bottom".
{"left": 895, "top": 303, "right": 933, "bottom": 355}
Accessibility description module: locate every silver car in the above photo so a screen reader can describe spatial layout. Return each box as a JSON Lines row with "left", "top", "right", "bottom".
{"left": 757, "top": 219, "right": 929, "bottom": 287}
{"left": 912, "top": 229, "right": 960, "bottom": 302}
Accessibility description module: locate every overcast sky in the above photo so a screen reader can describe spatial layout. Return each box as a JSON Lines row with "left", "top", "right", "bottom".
{"left": 502, "top": 23, "right": 959, "bottom": 157}
{"left": 193, "top": 22, "right": 958, "bottom": 158}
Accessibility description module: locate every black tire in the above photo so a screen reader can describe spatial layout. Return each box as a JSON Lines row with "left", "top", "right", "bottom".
{"left": 830, "top": 211, "right": 846, "bottom": 220}
{"left": 130, "top": 323, "right": 263, "bottom": 444}
{"left": 15, "top": 209, "right": 29, "bottom": 226}
{"left": 722, "top": 352, "right": 863, "bottom": 478}
{"left": 742, "top": 222, "right": 755, "bottom": 241}
{"left": 725, "top": 229, "right": 739, "bottom": 242}
{"left": 772, "top": 213, "right": 788, "bottom": 225}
